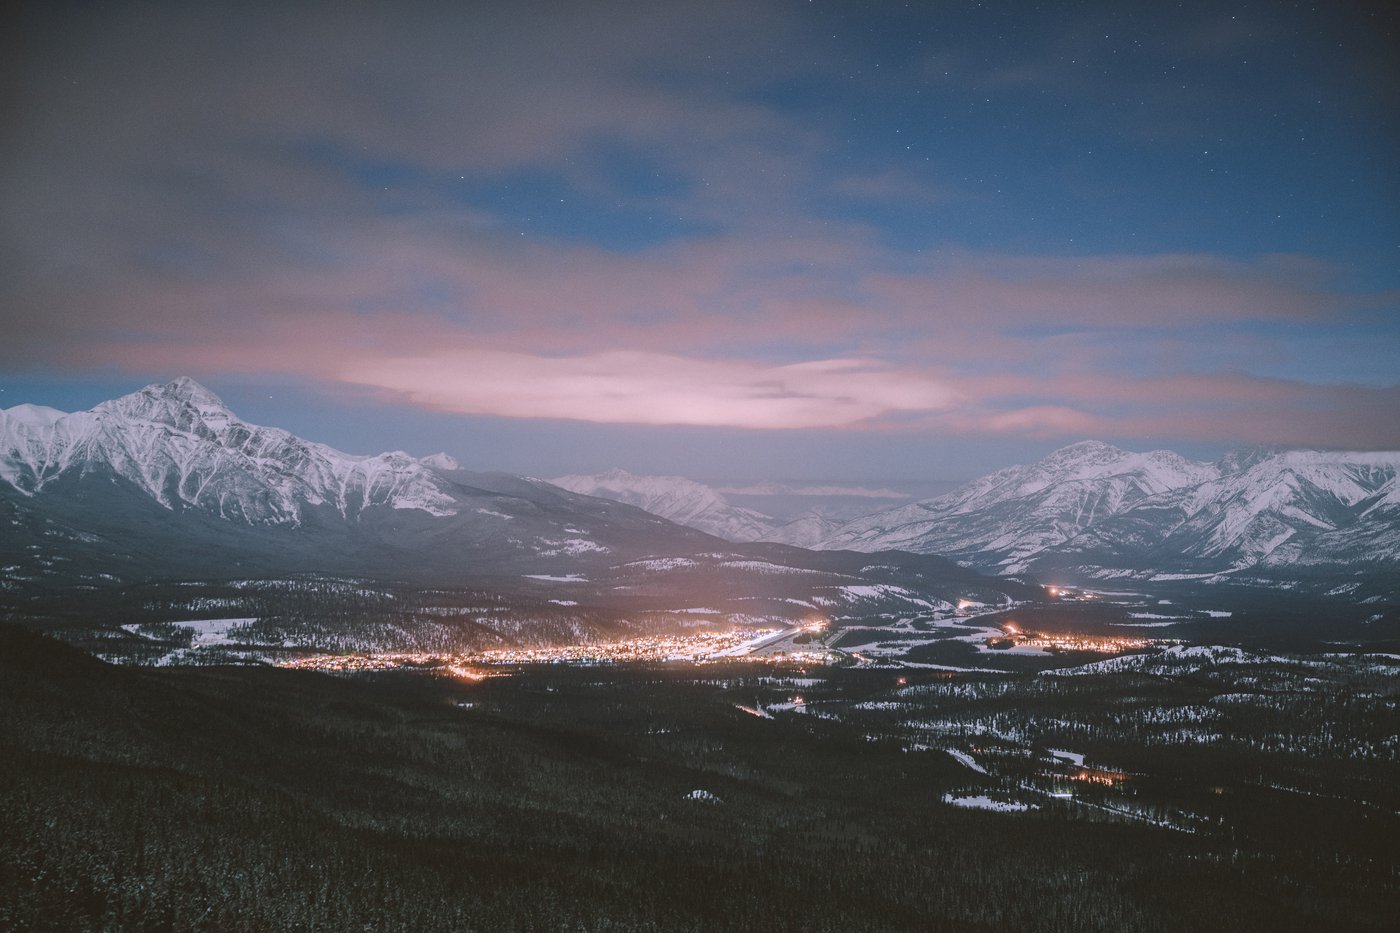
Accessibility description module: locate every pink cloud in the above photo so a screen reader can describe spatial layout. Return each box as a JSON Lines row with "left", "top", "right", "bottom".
{"left": 339, "top": 350, "right": 961, "bottom": 430}
{"left": 11, "top": 208, "right": 1394, "bottom": 449}
{"left": 979, "top": 406, "right": 1111, "bottom": 438}
{"left": 938, "top": 372, "right": 1400, "bottom": 449}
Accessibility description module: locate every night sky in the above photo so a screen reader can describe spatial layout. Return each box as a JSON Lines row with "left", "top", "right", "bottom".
{"left": 3, "top": 0, "right": 1397, "bottom": 483}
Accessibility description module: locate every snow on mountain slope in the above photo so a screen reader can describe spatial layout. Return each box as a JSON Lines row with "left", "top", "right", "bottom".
{"left": 825, "top": 441, "right": 1220, "bottom": 571}
{"left": 940, "top": 441, "right": 1220, "bottom": 511}
{"left": 0, "top": 382, "right": 729, "bottom": 587}
{"left": 550, "top": 468, "right": 779, "bottom": 542}
{"left": 547, "top": 470, "right": 922, "bottom": 545}
{"left": 1, "top": 404, "right": 67, "bottom": 429}
{"left": 547, "top": 444, "right": 1400, "bottom": 586}
{"left": 765, "top": 510, "right": 844, "bottom": 549}
{"left": 0, "top": 378, "right": 457, "bottom": 524}
{"left": 821, "top": 441, "right": 1400, "bottom": 581}
{"left": 1132, "top": 449, "right": 1400, "bottom": 570}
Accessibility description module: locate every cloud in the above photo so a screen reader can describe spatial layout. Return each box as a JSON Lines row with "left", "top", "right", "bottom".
{"left": 341, "top": 351, "right": 960, "bottom": 429}
{"left": 2, "top": 0, "right": 1395, "bottom": 459}
{"left": 870, "top": 252, "right": 1345, "bottom": 331}
{"left": 5, "top": 192, "right": 1392, "bottom": 448}
{"left": 943, "top": 372, "right": 1400, "bottom": 449}
{"left": 978, "top": 406, "right": 1111, "bottom": 438}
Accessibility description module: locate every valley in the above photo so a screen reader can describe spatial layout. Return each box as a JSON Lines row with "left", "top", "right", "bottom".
{"left": 3, "top": 615, "right": 1396, "bottom": 931}
{"left": 3, "top": 380, "right": 1398, "bottom": 929}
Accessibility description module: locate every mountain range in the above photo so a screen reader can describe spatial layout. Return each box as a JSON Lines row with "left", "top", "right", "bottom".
{"left": 559, "top": 441, "right": 1400, "bottom": 596}
{"left": 548, "top": 468, "right": 873, "bottom": 547}
{"left": 0, "top": 378, "right": 703, "bottom": 585}
{"left": 0, "top": 380, "right": 1022, "bottom": 649}
{"left": 5, "top": 377, "right": 1396, "bottom": 656}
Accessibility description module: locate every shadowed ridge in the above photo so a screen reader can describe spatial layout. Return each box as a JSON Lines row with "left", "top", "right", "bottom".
{"left": 0, "top": 622, "right": 111, "bottom": 682}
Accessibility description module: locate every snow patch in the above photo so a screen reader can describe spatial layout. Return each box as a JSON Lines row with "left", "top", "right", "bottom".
{"left": 946, "top": 748, "right": 988, "bottom": 774}
{"left": 942, "top": 794, "right": 1036, "bottom": 813}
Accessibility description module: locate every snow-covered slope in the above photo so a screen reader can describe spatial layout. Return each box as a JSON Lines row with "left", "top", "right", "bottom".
{"left": 551, "top": 468, "right": 781, "bottom": 542}
{"left": 764, "top": 510, "right": 846, "bottom": 549}
{"left": 6, "top": 383, "right": 1393, "bottom": 602}
{"left": 1, "top": 378, "right": 456, "bottom": 524}
{"left": 826, "top": 441, "right": 1220, "bottom": 572}
{"left": 1090, "top": 448, "right": 1400, "bottom": 573}
{"left": 547, "top": 470, "right": 918, "bottom": 546}
{"left": 548, "top": 443, "right": 1400, "bottom": 589}
{"left": 821, "top": 441, "right": 1400, "bottom": 583}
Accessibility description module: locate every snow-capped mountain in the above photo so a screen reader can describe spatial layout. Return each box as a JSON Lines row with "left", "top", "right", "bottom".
{"left": 1, "top": 377, "right": 458, "bottom": 524}
{"left": 550, "top": 468, "right": 778, "bottom": 542}
{"left": 0, "top": 379, "right": 716, "bottom": 585}
{"left": 822, "top": 441, "right": 1400, "bottom": 586}
{"left": 548, "top": 470, "right": 918, "bottom": 547}
{"left": 825, "top": 441, "right": 1220, "bottom": 572}
{"left": 548, "top": 444, "right": 1400, "bottom": 592}
{"left": 1066, "top": 448, "right": 1400, "bottom": 575}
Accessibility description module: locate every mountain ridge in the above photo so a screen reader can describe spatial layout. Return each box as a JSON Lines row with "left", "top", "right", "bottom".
{"left": 825, "top": 440, "right": 1400, "bottom": 586}
{"left": 550, "top": 468, "right": 779, "bottom": 542}
{"left": 0, "top": 380, "right": 1027, "bottom": 648}
{"left": 1, "top": 378, "right": 458, "bottom": 524}
{"left": 555, "top": 442, "right": 1400, "bottom": 595}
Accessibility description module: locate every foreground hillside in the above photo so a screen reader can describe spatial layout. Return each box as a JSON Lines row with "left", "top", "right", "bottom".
{"left": 2, "top": 626, "right": 1394, "bottom": 931}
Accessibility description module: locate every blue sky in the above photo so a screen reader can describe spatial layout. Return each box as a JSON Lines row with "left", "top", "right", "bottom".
{"left": 2, "top": 0, "right": 1396, "bottom": 482}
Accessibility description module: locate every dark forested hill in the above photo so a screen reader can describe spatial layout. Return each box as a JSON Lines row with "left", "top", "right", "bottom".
{"left": 2, "top": 625, "right": 1394, "bottom": 931}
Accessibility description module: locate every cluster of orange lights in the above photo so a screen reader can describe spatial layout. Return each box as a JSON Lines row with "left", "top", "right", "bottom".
{"left": 1045, "top": 585, "right": 1097, "bottom": 601}
{"left": 998, "top": 622, "right": 1155, "bottom": 654}
{"left": 277, "top": 626, "right": 843, "bottom": 676}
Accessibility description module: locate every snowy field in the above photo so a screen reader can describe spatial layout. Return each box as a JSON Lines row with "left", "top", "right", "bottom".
{"left": 942, "top": 794, "right": 1037, "bottom": 813}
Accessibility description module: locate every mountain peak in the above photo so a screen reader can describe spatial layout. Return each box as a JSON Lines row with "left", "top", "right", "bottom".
{"left": 1045, "top": 440, "right": 1125, "bottom": 460}
{"left": 1, "top": 403, "right": 68, "bottom": 428}
{"left": 1216, "top": 445, "right": 1285, "bottom": 474}
{"left": 3, "top": 379, "right": 463, "bottom": 522}
{"left": 87, "top": 379, "right": 238, "bottom": 445}
{"left": 99, "top": 378, "right": 231, "bottom": 415}
{"left": 420, "top": 452, "right": 460, "bottom": 471}
{"left": 154, "top": 377, "right": 228, "bottom": 409}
